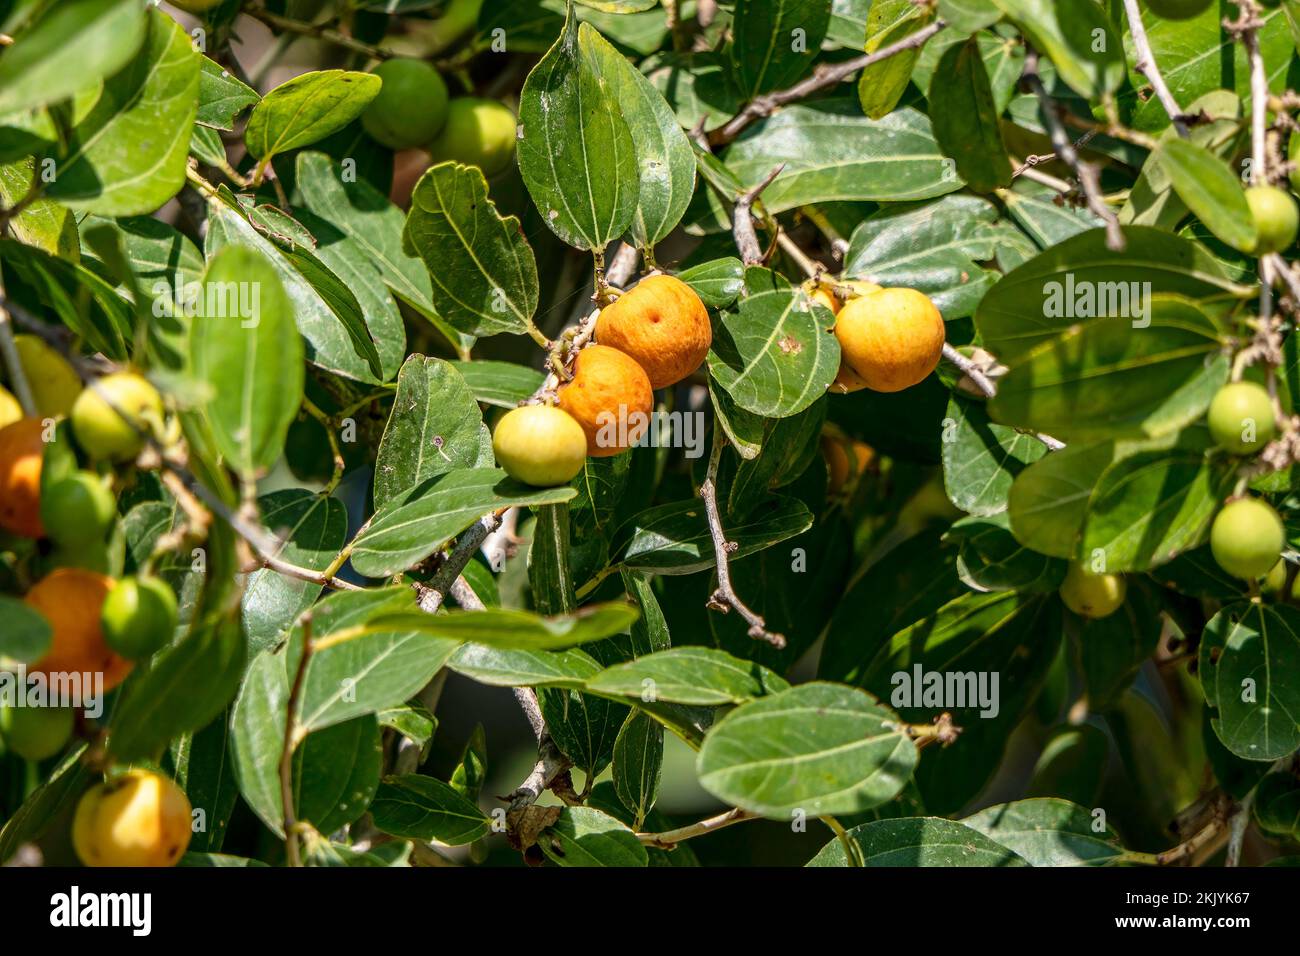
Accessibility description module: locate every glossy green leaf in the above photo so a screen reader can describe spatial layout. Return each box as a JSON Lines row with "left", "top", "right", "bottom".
{"left": 612, "top": 710, "right": 662, "bottom": 827}
{"left": 538, "top": 806, "right": 648, "bottom": 867}
{"left": 808, "top": 817, "right": 1029, "bottom": 866}
{"left": 449, "top": 360, "right": 545, "bottom": 408}
{"left": 403, "top": 162, "right": 539, "bottom": 338}
{"left": 190, "top": 244, "right": 304, "bottom": 477}
{"left": 731, "top": 0, "right": 831, "bottom": 99}
{"left": 197, "top": 56, "right": 259, "bottom": 131}
{"left": 46, "top": 10, "right": 199, "bottom": 216}
{"left": 678, "top": 257, "right": 745, "bottom": 308}
{"left": 961, "top": 799, "right": 1123, "bottom": 866}
{"left": 371, "top": 602, "right": 639, "bottom": 652}
{"left": 858, "top": 1, "right": 934, "bottom": 120}
{"left": 374, "top": 356, "right": 489, "bottom": 509}
{"left": 708, "top": 285, "right": 840, "bottom": 419}
{"left": 942, "top": 394, "right": 1047, "bottom": 516}
{"left": 0, "top": 596, "right": 51, "bottom": 663}
{"left": 697, "top": 682, "right": 916, "bottom": 819}
{"left": 245, "top": 70, "right": 380, "bottom": 161}
{"left": 448, "top": 644, "right": 603, "bottom": 688}
{"left": 580, "top": 24, "right": 695, "bottom": 249}
{"left": 349, "top": 468, "right": 576, "bottom": 577}
{"left": 369, "top": 774, "right": 490, "bottom": 845}
{"left": 587, "top": 647, "right": 789, "bottom": 705}
{"left": 517, "top": 7, "right": 638, "bottom": 251}
{"left": 991, "top": 0, "right": 1124, "bottom": 99}
{"left": 170, "top": 712, "right": 239, "bottom": 853}
{"left": 938, "top": 0, "right": 1001, "bottom": 33}
{"left": 619, "top": 495, "right": 812, "bottom": 575}
{"left": 928, "top": 38, "right": 1010, "bottom": 193}
{"left": 1158, "top": 138, "right": 1257, "bottom": 253}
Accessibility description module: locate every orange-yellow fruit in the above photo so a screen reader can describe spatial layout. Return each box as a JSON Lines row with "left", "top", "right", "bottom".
{"left": 835, "top": 287, "right": 945, "bottom": 393}
{"left": 822, "top": 435, "right": 874, "bottom": 496}
{"left": 0, "top": 417, "right": 46, "bottom": 538}
{"left": 25, "top": 568, "right": 133, "bottom": 692}
{"left": 830, "top": 363, "right": 871, "bottom": 395}
{"left": 556, "top": 345, "right": 654, "bottom": 457}
{"left": 492, "top": 405, "right": 588, "bottom": 487}
{"left": 594, "top": 275, "right": 711, "bottom": 389}
{"left": 808, "top": 281, "right": 881, "bottom": 395}
{"left": 73, "top": 770, "right": 192, "bottom": 867}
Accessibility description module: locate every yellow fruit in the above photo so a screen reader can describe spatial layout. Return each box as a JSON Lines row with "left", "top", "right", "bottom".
{"left": 70, "top": 372, "right": 163, "bottom": 462}
{"left": 829, "top": 363, "right": 871, "bottom": 395}
{"left": 556, "top": 345, "right": 654, "bottom": 457}
{"left": 426, "top": 98, "right": 517, "bottom": 176}
{"left": 0, "top": 384, "right": 22, "bottom": 429}
{"left": 594, "top": 275, "right": 711, "bottom": 389}
{"left": 0, "top": 417, "right": 46, "bottom": 538}
{"left": 25, "top": 568, "right": 133, "bottom": 692}
{"left": 73, "top": 770, "right": 192, "bottom": 867}
{"left": 807, "top": 285, "right": 839, "bottom": 314}
{"left": 1059, "top": 562, "right": 1127, "bottom": 619}
{"left": 835, "top": 287, "right": 945, "bottom": 393}
{"left": 492, "top": 405, "right": 588, "bottom": 487}
{"left": 13, "top": 335, "right": 81, "bottom": 418}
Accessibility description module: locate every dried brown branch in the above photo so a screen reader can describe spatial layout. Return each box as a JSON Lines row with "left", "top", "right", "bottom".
{"left": 732, "top": 163, "right": 785, "bottom": 265}
{"left": 1120, "top": 0, "right": 1189, "bottom": 137}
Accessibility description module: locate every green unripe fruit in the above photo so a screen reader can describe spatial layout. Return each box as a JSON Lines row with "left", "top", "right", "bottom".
{"left": 40, "top": 472, "right": 116, "bottom": 547}
{"left": 101, "top": 576, "right": 178, "bottom": 660}
{"left": 1263, "top": 558, "right": 1294, "bottom": 597}
{"left": 1058, "top": 562, "right": 1127, "bottom": 619}
{"left": 427, "top": 98, "right": 517, "bottom": 176}
{"left": 70, "top": 372, "right": 164, "bottom": 462}
{"left": 423, "top": 0, "right": 483, "bottom": 54}
{"left": 1253, "top": 772, "right": 1300, "bottom": 835}
{"left": 492, "top": 405, "right": 587, "bottom": 487}
{"left": 362, "top": 58, "right": 450, "bottom": 150}
{"left": 1246, "top": 185, "right": 1299, "bottom": 254}
{"left": 1207, "top": 382, "right": 1276, "bottom": 455}
{"left": 0, "top": 704, "right": 74, "bottom": 761}
{"left": 1144, "top": 0, "right": 1213, "bottom": 19}
{"left": 1210, "top": 497, "right": 1285, "bottom": 580}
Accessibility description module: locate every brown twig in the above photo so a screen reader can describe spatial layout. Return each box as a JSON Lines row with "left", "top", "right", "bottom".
{"left": 243, "top": 7, "right": 399, "bottom": 61}
{"left": 699, "top": 428, "right": 785, "bottom": 648}
{"left": 733, "top": 163, "right": 785, "bottom": 266}
{"left": 1022, "top": 50, "right": 1124, "bottom": 251}
{"left": 940, "top": 344, "right": 1066, "bottom": 450}
{"left": 1120, "top": 0, "right": 1189, "bottom": 137}
{"left": 710, "top": 20, "right": 946, "bottom": 146}
{"left": 415, "top": 512, "right": 503, "bottom": 614}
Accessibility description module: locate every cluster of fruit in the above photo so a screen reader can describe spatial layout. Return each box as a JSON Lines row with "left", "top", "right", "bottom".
{"left": 493, "top": 274, "right": 712, "bottom": 486}
{"left": 0, "top": 351, "right": 177, "bottom": 786}
{"left": 362, "top": 57, "right": 517, "bottom": 176}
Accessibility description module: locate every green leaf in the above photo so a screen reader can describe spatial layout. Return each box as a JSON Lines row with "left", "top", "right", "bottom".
{"left": 731, "top": 0, "right": 831, "bottom": 98}
{"left": 197, "top": 55, "right": 259, "bottom": 130}
{"left": 1158, "top": 138, "right": 1258, "bottom": 253}
{"left": 448, "top": 644, "right": 602, "bottom": 688}
{"left": 372, "top": 602, "right": 639, "bottom": 652}
{"left": 708, "top": 284, "right": 840, "bottom": 419}
{"left": 290, "top": 588, "right": 460, "bottom": 732}
{"left": 0, "top": 746, "right": 90, "bottom": 865}
{"left": 1078, "top": 443, "right": 1235, "bottom": 571}
{"left": 108, "top": 613, "right": 247, "bottom": 763}
{"left": 295, "top": 151, "right": 468, "bottom": 355}
{"left": 1201, "top": 603, "right": 1300, "bottom": 762}
{"left": 1003, "top": 185, "right": 1103, "bottom": 248}
{"left": 913, "top": 29, "right": 1023, "bottom": 114}
{"left": 619, "top": 495, "right": 812, "bottom": 575}
{"left": 1007, "top": 440, "right": 1118, "bottom": 558}
{"left": 0, "top": 159, "right": 78, "bottom": 259}
{"left": 808, "top": 817, "right": 1028, "bottom": 866}
{"left": 947, "top": 513, "right": 1066, "bottom": 593}
{"left": 0, "top": 0, "right": 147, "bottom": 115}
{"left": 1074, "top": 583, "right": 1163, "bottom": 708}
{"left": 928, "top": 38, "right": 1010, "bottom": 193}
{"left": 450, "top": 724, "right": 487, "bottom": 801}
{"left": 245, "top": 70, "right": 381, "bottom": 162}
{"left": 374, "top": 356, "right": 489, "bottom": 509}
{"left": 961, "top": 798, "right": 1123, "bottom": 866}
{"left": 716, "top": 103, "right": 961, "bottom": 216}
{"left": 206, "top": 188, "right": 384, "bottom": 383}
{"left": 349, "top": 468, "right": 576, "bottom": 577}
{"left": 942, "top": 394, "right": 1047, "bottom": 516}
{"left": 612, "top": 710, "right": 662, "bottom": 827}
{"left": 858, "top": 1, "right": 934, "bottom": 119}
{"left": 243, "top": 490, "right": 349, "bottom": 651}
{"left": 938, "top": 0, "right": 1002, "bottom": 33}
{"left": 975, "top": 227, "right": 1247, "bottom": 365}
{"left": 844, "top": 195, "right": 1005, "bottom": 318}
{"left": 538, "top": 806, "right": 648, "bottom": 867}
{"left": 449, "top": 360, "right": 545, "bottom": 408}
{"left": 46, "top": 10, "right": 199, "bottom": 216}
{"left": 517, "top": 7, "right": 638, "bottom": 251}
{"left": 678, "top": 257, "right": 745, "bottom": 308}
{"left": 587, "top": 647, "right": 790, "bottom": 705}
{"left": 991, "top": 0, "right": 1125, "bottom": 100}
{"left": 369, "top": 774, "right": 490, "bottom": 845}
{"left": 710, "top": 376, "right": 766, "bottom": 460}
{"left": 170, "top": 711, "right": 239, "bottom": 853}
{"left": 402, "top": 162, "right": 539, "bottom": 338}
{"left": 190, "top": 244, "right": 304, "bottom": 477}
{"left": 697, "top": 682, "right": 916, "bottom": 819}
{"left": 0, "top": 596, "right": 51, "bottom": 663}
{"left": 988, "top": 297, "right": 1229, "bottom": 442}
{"left": 579, "top": 24, "right": 695, "bottom": 249}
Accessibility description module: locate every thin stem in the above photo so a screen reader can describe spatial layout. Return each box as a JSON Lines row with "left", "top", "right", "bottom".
{"left": 699, "top": 428, "right": 785, "bottom": 648}
{"left": 280, "top": 612, "right": 315, "bottom": 867}
{"left": 244, "top": 6, "right": 399, "bottom": 60}
{"left": 822, "top": 815, "right": 864, "bottom": 867}
{"left": 636, "top": 807, "right": 757, "bottom": 848}
{"left": 732, "top": 163, "right": 785, "bottom": 265}
{"left": 1120, "top": 0, "right": 1189, "bottom": 138}
{"left": 0, "top": 272, "right": 36, "bottom": 415}
{"left": 302, "top": 398, "right": 345, "bottom": 493}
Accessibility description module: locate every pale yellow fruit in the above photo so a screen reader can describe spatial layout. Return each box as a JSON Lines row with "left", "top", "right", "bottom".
{"left": 492, "top": 404, "right": 588, "bottom": 487}
{"left": 14, "top": 334, "right": 81, "bottom": 418}
{"left": 73, "top": 770, "right": 192, "bottom": 867}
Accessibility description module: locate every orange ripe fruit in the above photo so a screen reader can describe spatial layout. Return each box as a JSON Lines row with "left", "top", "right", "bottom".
{"left": 806, "top": 280, "right": 881, "bottom": 396}
{"left": 0, "top": 417, "right": 47, "bottom": 538}
{"left": 556, "top": 345, "right": 654, "bottom": 457}
{"left": 822, "top": 434, "right": 874, "bottom": 496}
{"left": 834, "top": 287, "right": 945, "bottom": 393}
{"left": 25, "top": 568, "right": 133, "bottom": 692}
{"left": 594, "top": 275, "right": 711, "bottom": 389}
